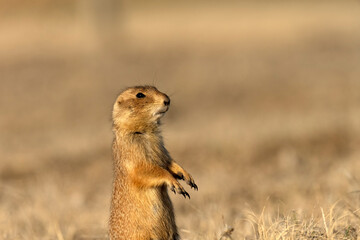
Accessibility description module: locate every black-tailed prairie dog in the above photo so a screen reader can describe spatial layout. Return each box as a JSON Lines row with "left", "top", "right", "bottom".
{"left": 109, "top": 86, "right": 198, "bottom": 240}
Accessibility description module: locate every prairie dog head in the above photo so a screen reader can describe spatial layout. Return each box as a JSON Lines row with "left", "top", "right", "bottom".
{"left": 112, "top": 86, "right": 170, "bottom": 132}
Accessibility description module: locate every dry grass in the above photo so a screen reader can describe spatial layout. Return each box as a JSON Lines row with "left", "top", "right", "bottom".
{"left": 1, "top": 1, "right": 360, "bottom": 239}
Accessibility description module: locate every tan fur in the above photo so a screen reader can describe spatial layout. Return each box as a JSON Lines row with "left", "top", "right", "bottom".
{"left": 109, "top": 86, "right": 197, "bottom": 240}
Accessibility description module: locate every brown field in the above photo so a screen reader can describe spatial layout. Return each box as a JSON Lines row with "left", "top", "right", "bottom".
{"left": 1, "top": 1, "right": 360, "bottom": 239}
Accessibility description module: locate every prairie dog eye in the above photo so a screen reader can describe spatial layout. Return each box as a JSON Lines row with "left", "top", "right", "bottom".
{"left": 136, "top": 93, "right": 146, "bottom": 98}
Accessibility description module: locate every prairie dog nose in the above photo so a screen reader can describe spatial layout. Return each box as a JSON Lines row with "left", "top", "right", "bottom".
{"left": 163, "top": 95, "right": 170, "bottom": 106}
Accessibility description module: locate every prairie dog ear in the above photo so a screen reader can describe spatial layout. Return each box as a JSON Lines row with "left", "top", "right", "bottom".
{"left": 117, "top": 96, "right": 124, "bottom": 105}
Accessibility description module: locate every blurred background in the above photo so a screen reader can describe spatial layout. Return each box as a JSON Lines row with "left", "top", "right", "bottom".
{"left": 1, "top": 0, "right": 360, "bottom": 239}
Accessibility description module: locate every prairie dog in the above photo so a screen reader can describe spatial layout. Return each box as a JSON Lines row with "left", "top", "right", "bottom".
{"left": 109, "top": 86, "right": 197, "bottom": 240}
